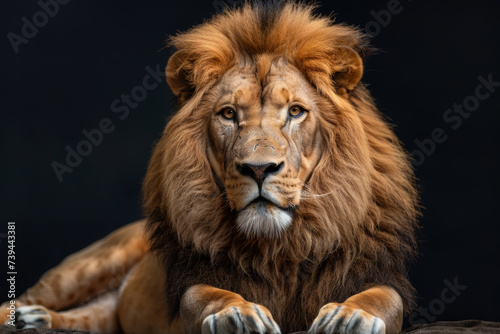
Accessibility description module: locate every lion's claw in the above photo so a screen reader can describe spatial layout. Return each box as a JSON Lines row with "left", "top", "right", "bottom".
{"left": 15, "top": 305, "right": 52, "bottom": 329}
{"left": 308, "top": 303, "right": 385, "bottom": 334}
{"left": 202, "top": 304, "right": 281, "bottom": 334}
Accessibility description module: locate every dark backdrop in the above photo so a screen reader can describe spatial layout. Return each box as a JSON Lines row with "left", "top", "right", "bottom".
{"left": 1, "top": 0, "right": 499, "bottom": 329}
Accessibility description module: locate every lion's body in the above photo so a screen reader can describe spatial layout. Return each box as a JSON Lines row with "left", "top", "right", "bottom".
{"left": 2, "top": 2, "right": 419, "bottom": 334}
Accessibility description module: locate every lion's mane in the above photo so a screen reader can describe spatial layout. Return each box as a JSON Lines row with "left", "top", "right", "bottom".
{"left": 143, "top": 2, "right": 419, "bottom": 331}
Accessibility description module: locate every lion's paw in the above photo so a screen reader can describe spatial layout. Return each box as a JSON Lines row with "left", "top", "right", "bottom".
{"left": 202, "top": 303, "right": 281, "bottom": 334}
{"left": 15, "top": 305, "right": 52, "bottom": 329}
{"left": 308, "top": 303, "right": 385, "bottom": 334}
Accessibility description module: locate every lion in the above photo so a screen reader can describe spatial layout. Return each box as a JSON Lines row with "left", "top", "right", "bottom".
{"left": 1, "top": 2, "right": 419, "bottom": 334}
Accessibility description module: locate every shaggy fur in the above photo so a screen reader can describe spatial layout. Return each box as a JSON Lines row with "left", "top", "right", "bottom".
{"left": 143, "top": 2, "right": 419, "bottom": 332}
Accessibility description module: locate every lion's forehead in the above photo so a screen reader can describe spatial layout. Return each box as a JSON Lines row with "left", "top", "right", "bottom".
{"left": 217, "top": 60, "right": 310, "bottom": 113}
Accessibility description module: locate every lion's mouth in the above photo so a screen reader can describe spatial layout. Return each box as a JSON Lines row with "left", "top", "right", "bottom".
{"left": 245, "top": 196, "right": 294, "bottom": 213}
{"left": 251, "top": 197, "right": 273, "bottom": 209}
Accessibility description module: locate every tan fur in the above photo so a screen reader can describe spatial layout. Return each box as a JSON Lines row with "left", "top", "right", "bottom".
{"left": 1, "top": 2, "right": 418, "bottom": 334}
{"left": 118, "top": 254, "right": 183, "bottom": 334}
{"left": 0, "top": 221, "right": 148, "bottom": 332}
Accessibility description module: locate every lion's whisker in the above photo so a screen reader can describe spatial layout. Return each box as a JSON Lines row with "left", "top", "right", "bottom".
{"left": 300, "top": 186, "right": 342, "bottom": 199}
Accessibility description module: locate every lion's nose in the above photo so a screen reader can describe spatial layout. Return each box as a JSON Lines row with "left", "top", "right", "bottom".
{"left": 237, "top": 162, "right": 284, "bottom": 187}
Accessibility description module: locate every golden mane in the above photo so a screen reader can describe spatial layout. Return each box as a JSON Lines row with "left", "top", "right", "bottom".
{"left": 143, "top": 1, "right": 419, "bottom": 325}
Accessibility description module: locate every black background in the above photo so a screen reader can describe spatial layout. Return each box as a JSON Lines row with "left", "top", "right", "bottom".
{"left": 1, "top": 0, "right": 499, "bottom": 330}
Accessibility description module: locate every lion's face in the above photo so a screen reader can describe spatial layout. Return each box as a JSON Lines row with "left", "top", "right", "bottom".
{"left": 205, "top": 59, "right": 324, "bottom": 238}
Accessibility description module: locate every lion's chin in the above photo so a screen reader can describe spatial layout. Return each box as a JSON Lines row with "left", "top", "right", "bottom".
{"left": 236, "top": 201, "right": 292, "bottom": 238}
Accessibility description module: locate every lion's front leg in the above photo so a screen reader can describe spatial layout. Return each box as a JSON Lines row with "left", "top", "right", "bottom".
{"left": 308, "top": 286, "right": 403, "bottom": 334}
{"left": 180, "top": 284, "right": 281, "bottom": 334}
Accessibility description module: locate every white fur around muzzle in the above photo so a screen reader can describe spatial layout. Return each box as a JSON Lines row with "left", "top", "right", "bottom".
{"left": 236, "top": 202, "right": 292, "bottom": 238}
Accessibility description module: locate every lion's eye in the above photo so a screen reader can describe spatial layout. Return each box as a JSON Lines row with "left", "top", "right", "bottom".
{"left": 289, "top": 105, "right": 306, "bottom": 118}
{"left": 220, "top": 107, "right": 236, "bottom": 120}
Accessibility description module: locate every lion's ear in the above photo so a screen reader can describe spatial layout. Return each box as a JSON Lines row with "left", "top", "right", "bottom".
{"left": 299, "top": 46, "right": 364, "bottom": 96}
{"left": 329, "top": 46, "right": 364, "bottom": 95}
{"left": 166, "top": 51, "right": 194, "bottom": 102}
